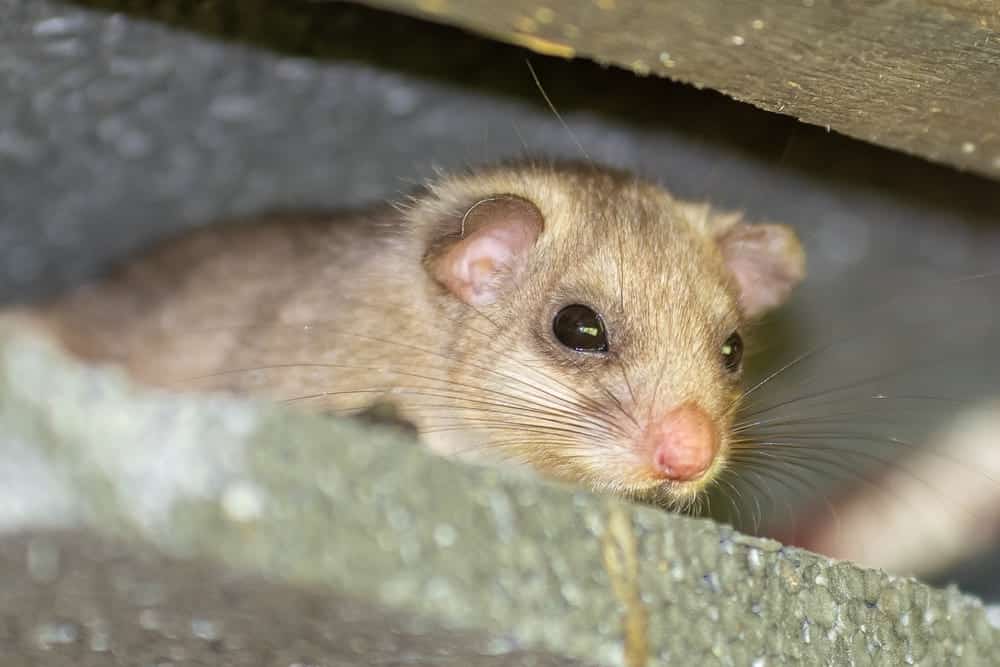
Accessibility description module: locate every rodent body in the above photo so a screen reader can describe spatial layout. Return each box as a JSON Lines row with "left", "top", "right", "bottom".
{"left": 10, "top": 162, "right": 805, "bottom": 509}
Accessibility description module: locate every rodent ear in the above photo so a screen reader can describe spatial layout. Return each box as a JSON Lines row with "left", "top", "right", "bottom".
{"left": 427, "top": 196, "right": 544, "bottom": 306}
{"left": 716, "top": 221, "right": 806, "bottom": 318}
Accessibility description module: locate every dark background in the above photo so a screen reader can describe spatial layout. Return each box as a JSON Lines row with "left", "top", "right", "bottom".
{"left": 2, "top": 0, "right": 999, "bottom": 599}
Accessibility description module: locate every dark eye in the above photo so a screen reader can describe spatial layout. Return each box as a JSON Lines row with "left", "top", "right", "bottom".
{"left": 553, "top": 304, "right": 609, "bottom": 353}
{"left": 721, "top": 332, "right": 743, "bottom": 372}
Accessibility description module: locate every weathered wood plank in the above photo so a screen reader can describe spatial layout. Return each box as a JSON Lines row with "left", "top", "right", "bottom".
{"left": 366, "top": 0, "right": 1000, "bottom": 181}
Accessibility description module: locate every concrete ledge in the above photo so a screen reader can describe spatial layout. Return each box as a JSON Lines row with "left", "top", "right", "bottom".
{"left": 0, "top": 529, "right": 592, "bottom": 665}
{"left": 3, "top": 328, "right": 999, "bottom": 665}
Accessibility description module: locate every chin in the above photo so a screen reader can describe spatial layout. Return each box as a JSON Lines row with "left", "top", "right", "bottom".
{"left": 615, "top": 457, "right": 728, "bottom": 512}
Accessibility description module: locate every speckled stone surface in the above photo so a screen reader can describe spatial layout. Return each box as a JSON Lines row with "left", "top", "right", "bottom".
{"left": 2, "top": 327, "right": 1000, "bottom": 665}
{"left": 0, "top": 530, "right": 592, "bottom": 666}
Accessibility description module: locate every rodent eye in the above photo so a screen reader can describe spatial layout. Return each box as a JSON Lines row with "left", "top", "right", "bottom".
{"left": 553, "top": 304, "right": 609, "bottom": 353}
{"left": 721, "top": 332, "right": 743, "bottom": 373}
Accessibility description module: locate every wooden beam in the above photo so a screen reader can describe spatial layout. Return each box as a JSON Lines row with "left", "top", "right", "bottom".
{"left": 366, "top": 0, "right": 1000, "bottom": 181}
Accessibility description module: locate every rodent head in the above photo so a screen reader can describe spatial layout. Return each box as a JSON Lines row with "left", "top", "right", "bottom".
{"left": 411, "top": 162, "right": 805, "bottom": 509}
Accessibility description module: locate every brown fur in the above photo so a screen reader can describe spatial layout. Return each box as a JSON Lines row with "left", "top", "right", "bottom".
{"left": 7, "top": 161, "right": 805, "bottom": 510}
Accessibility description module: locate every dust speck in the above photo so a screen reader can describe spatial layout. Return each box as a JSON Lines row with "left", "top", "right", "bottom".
{"left": 515, "top": 16, "right": 538, "bottom": 33}
{"left": 433, "top": 522, "right": 457, "bottom": 547}
{"left": 222, "top": 481, "right": 265, "bottom": 523}
{"left": 535, "top": 7, "right": 555, "bottom": 24}
{"left": 34, "top": 622, "right": 79, "bottom": 649}
{"left": 33, "top": 16, "right": 86, "bottom": 37}
{"left": 191, "top": 617, "right": 221, "bottom": 641}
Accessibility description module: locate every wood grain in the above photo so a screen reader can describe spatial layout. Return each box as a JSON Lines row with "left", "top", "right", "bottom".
{"left": 367, "top": 0, "right": 1000, "bottom": 181}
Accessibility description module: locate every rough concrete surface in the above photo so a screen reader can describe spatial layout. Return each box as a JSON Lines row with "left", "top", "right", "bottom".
{"left": 2, "top": 327, "right": 1000, "bottom": 665}
{"left": 0, "top": 530, "right": 592, "bottom": 667}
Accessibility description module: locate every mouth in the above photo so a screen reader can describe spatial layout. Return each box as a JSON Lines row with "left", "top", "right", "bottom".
{"left": 604, "top": 401, "right": 728, "bottom": 508}
{"left": 600, "top": 438, "right": 730, "bottom": 511}
{"left": 477, "top": 400, "right": 730, "bottom": 510}
{"left": 562, "top": 457, "right": 721, "bottom": 512}
{"left": 624, "top": 470, "right": 720, "bottom": 510}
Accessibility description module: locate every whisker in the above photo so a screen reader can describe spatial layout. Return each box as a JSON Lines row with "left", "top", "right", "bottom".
{"left": 736, "top": 270, "right": 1000, "bottom": 411}
{"left": 614, "top": 353, "right": 641, "bottom": 430}
{"left": 525, "top": 329, "right": 636, "bottom": 435}
{"left": 729, "top": 456, "right": 934, "bottom": 558}
{"left": 727, "top": 453, "right": 850, "bottom": 536}
{"left": 280, "top": 385, "right": 620, "bottom": 439}
{"left": 732, "top": 393, "right": 965, "bottom": 433}
{"left": 711, "top": 474, "right": 748, "bottom": 529}
{"left": 731, "top": 442, "right": 980, "bottom": 528}
{"left": 419, "top": 419, "right": 610, "bottom": 441}
{"left": 737, "top": 431, "right": 999, "bottom": 486}
{"left": 729, "top": 472, "right": 771, "bottom": 533}
{"left": 177, "top": 292, "right": 630, "bottom": 435}
{"left": 525, "top": 59, "right": 592, "bottom": 164}
{"left": 192, "top": 358, "right": 628, "bottom": 440}
{"left": 739, "top": 355, "right": 953, "bottom": 421}
{"left": 720, "top": 463, "right": 803, "bottom": 529}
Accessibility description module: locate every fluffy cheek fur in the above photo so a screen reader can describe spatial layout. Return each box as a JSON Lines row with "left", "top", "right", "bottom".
{"left": 441, "top": 335, "right": 744, "bottom": 511}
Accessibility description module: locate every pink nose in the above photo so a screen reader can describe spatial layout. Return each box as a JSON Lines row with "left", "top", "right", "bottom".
{"left": 645, "top": 403, "right": 719, "bottom": 482}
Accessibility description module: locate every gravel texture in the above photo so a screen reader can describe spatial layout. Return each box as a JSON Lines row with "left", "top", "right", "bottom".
{"left": 0, "top": 530, "right": 592, "bottom": 667}
{"left": 2, "top": 326, "right": 1000, "bottom": 665}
